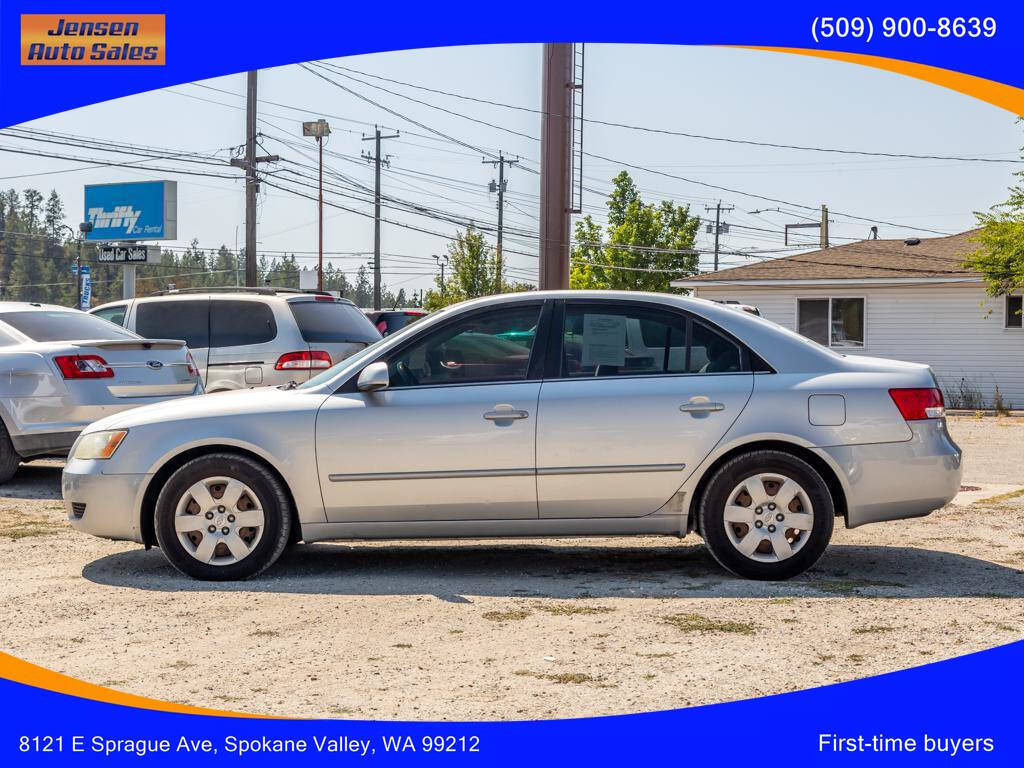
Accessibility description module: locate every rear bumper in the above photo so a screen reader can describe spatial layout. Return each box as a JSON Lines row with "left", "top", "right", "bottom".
{"left": 817, "top": 419, "right": 962, "bottom": 528}
{"left": 63, "top": 457, "right": 147, "bottom": 543}
{"left": 11, "top": 430, "right": 79, "bottom": 458}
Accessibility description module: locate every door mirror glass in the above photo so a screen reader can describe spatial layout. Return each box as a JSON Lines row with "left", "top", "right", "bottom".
{"left": 357, "top": 361, "right": 390, "bottom": 392}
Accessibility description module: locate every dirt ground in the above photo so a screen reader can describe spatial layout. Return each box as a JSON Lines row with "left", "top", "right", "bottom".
{"left": 2, "top": 415, "right": 1023, "bottom": 720}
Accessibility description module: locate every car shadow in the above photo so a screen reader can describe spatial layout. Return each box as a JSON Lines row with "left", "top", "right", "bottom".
{"left": 2, "top": 462, "right": 64, "bottom": 500}
{"left": 82, "top": 542, "right": 1024, "bottom": 601}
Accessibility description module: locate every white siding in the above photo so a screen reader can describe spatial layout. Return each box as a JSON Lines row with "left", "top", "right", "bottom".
{"left": 694, "top": 284, "right": 1024, "bottom": 408}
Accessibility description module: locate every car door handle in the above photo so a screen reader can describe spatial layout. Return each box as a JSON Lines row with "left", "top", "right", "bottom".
{"left": 483, "top": 405, "right": 530, "bottom": 421}
{"left": 679, "top": 399, "right": 725, "bottom": 414}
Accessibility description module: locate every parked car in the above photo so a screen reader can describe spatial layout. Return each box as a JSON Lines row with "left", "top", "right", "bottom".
{"left": 0, "top": 302, "right": 201, "bottom": 484}
{"left": 91, "top": 288, "right": 381, "bottom": 391}
{"left": 714, "top": 300, "right": 761, "bottom": 316}
{"left": 364, "top": 308, "right": 427, "bottom": 336}
{"left": 64, "top": 291, "right": 962, "bottom": 581}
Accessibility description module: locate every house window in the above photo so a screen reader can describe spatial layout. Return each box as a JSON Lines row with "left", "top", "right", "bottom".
{"left": 1007, "top": 295, "right": 1023, "bottom": 329}
{"left": 797, "top": 297, "right": 865, "bottom": 348}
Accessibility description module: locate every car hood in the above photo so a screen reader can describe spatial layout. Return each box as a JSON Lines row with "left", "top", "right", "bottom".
{"left": 83, "top": 386, "right": 329, "bottom": 433}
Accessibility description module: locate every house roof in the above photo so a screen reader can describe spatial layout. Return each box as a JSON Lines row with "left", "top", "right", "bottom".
{"left": 674, "top": 229, "right": 982, "bottom": 286}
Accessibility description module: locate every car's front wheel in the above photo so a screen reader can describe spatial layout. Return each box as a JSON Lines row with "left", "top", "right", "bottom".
{"left": 699, "top": 450, "right": 834, "bottom": 580}
{"left": 154, "top": 453, "right": 291, "bottom": 581}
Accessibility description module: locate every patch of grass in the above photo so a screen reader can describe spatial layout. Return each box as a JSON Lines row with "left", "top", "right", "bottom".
{"left": 661, "top": 613, "right": 756, "bottom": 636}
{"left": 249, "top": 628, "right": 279, "bottom": 638}
{"left": 0, "top": 513, "right": 64, "bottom": 540}
{"left": 853, "top": 625, "right": 895, "bottom": 635}
{"left": 768, "top": 597, "right": 796, "bottom": 605}
{"left": 166, "top": 660, "right": 195, "bottom": 670}
{"left": 392, "top": 643, "right": 413, "bottom": 649}
{"left": 780, "top": 617, "right": 799, "bottom": 624}
{"left": 807, "top": 578, "right": 904, "bottom": 595}
{"left": 977, "top": 488, "right": 1024, "bottom": 505}
{"left": 983, "top": 621, "right": 1016, "bottom": 632}
{"left": 482, "top": 609, "right": 531, "bottom": 622}
{"left": 847, "top": 654, "right": 866, "bottom": 663}
{"left": 642, "top": 674, "right": 656, "bottom": 681}
{"left": 514, "top": 670, "right": 600, "bottom": 685}
{"left": 636, "top": 651, "right": 674, "bottom": 658}
{"left": 533, "top": 602, "right": 615, "bottom": 616}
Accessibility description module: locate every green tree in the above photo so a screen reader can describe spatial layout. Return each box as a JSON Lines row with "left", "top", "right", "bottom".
{"left": 569, "top": 171, "right": 700, "bottom": 292}
{"left": 424, "top": 226, "right": 531, "bottom": 310}
{"left": 963, "top": 131, "right": 1024, "bottom": 300}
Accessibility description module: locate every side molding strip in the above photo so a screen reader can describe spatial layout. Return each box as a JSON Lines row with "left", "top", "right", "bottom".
{"left": 329, "top": 463, "right": 685, "bottom": 482}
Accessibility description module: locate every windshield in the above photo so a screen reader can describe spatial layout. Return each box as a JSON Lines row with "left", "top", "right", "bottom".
{"left": 0, "top": 310, "right": 139, "bottom": 342}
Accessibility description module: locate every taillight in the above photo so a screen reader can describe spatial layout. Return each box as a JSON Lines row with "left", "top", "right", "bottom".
{"left": 376, "top": 320, "right": 388, "bottom": 333}
{"left": 889, "top": 388, "right": 945, "bottom": 420}
{"left": 314, "top": 295, "right": 335, "bottom": 302}
{"left": 274, "top": 350, "right": 332, "bottom": 370}
{"left": 54, "top": 354, "right": 114, "bottom": 380}
{"left": 186, "top": 351, "right": 199, "bottom": 378}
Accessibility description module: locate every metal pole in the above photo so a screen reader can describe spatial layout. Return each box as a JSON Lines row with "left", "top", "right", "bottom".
{"left": 75, "top": 239, "right": 82, "bottom": 308}
{"left": 713, "top": 202, "right": 721, "bottom": 272}
{"left": 318, "top": 135, "right": 324, "bottom": 291}
{"left": 123, "top": 263, "right": 136, "bottom": 299}
{"left": 820, "top": 204, "right": 830, "bottom": 249}
{"left": 539, "top": 44, "right": 573, "bottom": 290}
{"left": 244, "top": 70, "right": 258, "bottom": 287}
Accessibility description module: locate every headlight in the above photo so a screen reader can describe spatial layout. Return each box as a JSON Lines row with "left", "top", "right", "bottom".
{"left": 73, "top": 430, "right": 128, "bottom": 460}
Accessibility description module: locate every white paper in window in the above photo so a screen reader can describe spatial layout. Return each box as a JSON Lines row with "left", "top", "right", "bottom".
{"left": 581, "top": 314, "right": 626, "bottom": 367}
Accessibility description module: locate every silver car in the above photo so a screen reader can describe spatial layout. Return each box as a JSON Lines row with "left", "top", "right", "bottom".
{"left": 0, "top": 302, "right": 201, "bottom": 484}
{"left": 63, "top": 291, "right": 962, "bottom": 581}
{"left": 91, "top": 288, "right": 381, "bottom": 391}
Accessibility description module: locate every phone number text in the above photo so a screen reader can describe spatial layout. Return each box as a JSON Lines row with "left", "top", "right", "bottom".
{"left": 811, "top": 17, "right": 996, "bottom": 44}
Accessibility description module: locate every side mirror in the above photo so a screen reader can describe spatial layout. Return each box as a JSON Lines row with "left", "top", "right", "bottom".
{"left": 356, "top": 361, "right": 390, "bottom": 392}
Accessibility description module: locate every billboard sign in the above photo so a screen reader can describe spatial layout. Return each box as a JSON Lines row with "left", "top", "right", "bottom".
{"left": 84, "top": 180, "right": 177, "bottom": 242}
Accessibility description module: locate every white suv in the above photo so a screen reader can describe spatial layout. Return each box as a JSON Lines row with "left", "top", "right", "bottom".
{"left": 91, "top": 288, "right": 381, "bottom": 391}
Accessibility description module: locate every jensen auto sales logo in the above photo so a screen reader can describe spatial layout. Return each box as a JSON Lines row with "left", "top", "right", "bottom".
{"left": 20, "top": 14, "right": 165, "bottom": 65}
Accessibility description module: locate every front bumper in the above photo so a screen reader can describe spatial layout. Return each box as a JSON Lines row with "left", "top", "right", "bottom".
{"left": 63, "top": 457, "right": 149, "bottom": 543}
{"left": 818, "top": 418, "right": 963, "bottom": 529}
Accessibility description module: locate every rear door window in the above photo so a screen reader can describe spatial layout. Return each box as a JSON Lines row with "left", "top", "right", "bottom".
{"left": 93, "top": 304, "right": 128, "bottom": 327}
{"left": 135, "top": 300, "right": 210, "bottom": 349}
{"left": 561, "top": 304, "right": 687, "bottom": 377}
{"left": 289, "top": 300, "right": 381, "bottom": 344}
{"left": 210, "top": 300, "right": 277, "bottom": 347}
{"left": 0, "top": 310, "right": 138, "bottom": 342}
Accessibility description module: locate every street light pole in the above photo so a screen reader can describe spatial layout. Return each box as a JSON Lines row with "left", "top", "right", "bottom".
{"left": 302, "top": 119, "right": 331, "bottom": 291}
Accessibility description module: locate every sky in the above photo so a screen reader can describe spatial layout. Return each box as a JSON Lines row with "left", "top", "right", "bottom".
{"left": 2, "top": 43, "right": 1022, "bottom": 296}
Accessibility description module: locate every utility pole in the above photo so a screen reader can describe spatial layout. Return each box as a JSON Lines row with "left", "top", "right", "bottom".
{"left": 705, "top": 201, "right": 734, "bottom": 272}
{"left": 362, "top": 127, "right": 399, "bottom": 310}
{"left": 820, "top": 204, "right": 830, "bottom": 249}
{"left": 229, "top": 71, "right": 278, "bottom": 287}
{"left": 302, "top": 119, "right": 331, "bottom": 290}
{"left": 434, "top": 254, "right": 449, "bottom": 301}
{"left": 484, "top": 152, "right": 518, "bottom": 291}
{"left": 539, "top": 43, "right": 574, "bottom": 290}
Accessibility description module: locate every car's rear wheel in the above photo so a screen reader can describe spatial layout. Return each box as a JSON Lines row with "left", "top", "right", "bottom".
{"left": 699, "top": 450, "right": 834, "bottom": 580}
{"left": 0, "top": 422, "right": 21, "bottom": 485}
{"left": 154, "top": 453, "right": 291, "bottom": 581}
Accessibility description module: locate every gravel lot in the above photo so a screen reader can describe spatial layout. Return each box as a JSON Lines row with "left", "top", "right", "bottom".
{"left": 2, "top": 415, "right": 1023, "bottom": 720}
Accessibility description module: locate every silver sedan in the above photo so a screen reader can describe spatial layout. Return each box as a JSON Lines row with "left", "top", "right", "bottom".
{"left": 63, "top": 291, "right": 962, "bottom": 581}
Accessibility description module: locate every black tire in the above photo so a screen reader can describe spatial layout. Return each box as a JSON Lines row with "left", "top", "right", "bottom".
{"left": 154, "top": 453, "right": 291, "bottom": 581}
{"left": 0, "top": 421, "right": 21, "bottom": 485}
{"left": 699, "top": 450, "right": 834, "bottom": 580}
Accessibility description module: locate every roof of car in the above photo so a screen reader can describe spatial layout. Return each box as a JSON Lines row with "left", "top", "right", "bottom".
{"left": 0, "top": 301, "right": 83, "bottom": 313}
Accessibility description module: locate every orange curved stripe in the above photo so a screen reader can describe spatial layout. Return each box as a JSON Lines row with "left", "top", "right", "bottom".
{"left": 0, "top": 651, "right": 271, "bottom": 718}
{"left": 736, "top": 46, "right": 1024, "bottom": 117}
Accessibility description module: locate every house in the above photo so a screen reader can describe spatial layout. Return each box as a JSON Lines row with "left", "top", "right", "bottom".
{"left": 673, "top": 230, "right": 1023, "bottom": 409}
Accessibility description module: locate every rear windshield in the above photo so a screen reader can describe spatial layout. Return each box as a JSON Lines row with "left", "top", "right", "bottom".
{"left": 0, "top": 310, "right": 138, "bottom": 342}
{"left": 289, "top": 301, "right": 382, "bottom": 344}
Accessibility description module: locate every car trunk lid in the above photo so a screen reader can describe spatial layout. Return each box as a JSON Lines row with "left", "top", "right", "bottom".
{"left": 65, "top": 338, "right": 199, "bottom": 398}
